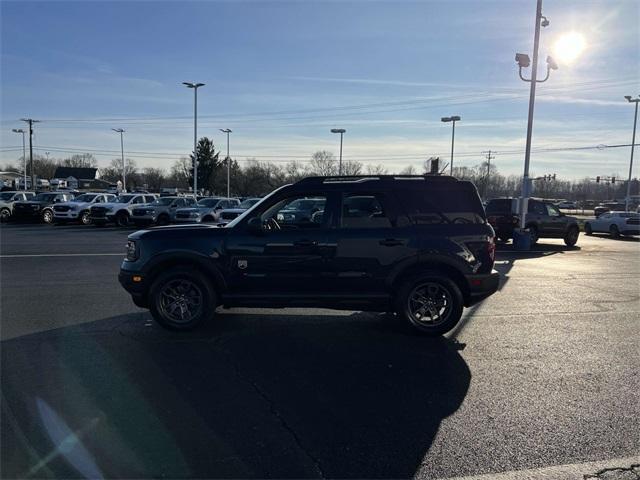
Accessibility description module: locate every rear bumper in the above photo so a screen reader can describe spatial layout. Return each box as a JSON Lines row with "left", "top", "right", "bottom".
{"left": 464, "top": 270, "right": 500, "bottom": 306}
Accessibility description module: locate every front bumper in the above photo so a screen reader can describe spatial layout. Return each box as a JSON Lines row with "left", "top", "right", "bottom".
{"left": 131, "top": 215, "right": 156, "bottom": 225}
{"left": 119, "top": 269, "right": 148, "bottom": 307}
{"left": 53, "top": 211, "right": 80, "bottom": 219}
{"left": 174, "top": 216, "right": 201, "bottom": 223}
{"left": 464, "top": 270, "right": 500, "bottom": 306}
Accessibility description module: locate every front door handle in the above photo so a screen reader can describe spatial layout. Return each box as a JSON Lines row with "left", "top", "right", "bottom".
{"left": 379, "top": 238, "right": 404, "bottom": 247}
{"left": 293, "top": 239, "right": 318, "bottom": 247}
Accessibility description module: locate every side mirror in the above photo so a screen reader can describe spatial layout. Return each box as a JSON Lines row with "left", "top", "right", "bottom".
{"left": 247, "top": 217, "right": 263, "bottom": 234}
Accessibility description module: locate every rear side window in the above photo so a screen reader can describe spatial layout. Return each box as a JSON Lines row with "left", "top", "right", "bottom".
{"left": 486, "top": 199, "right": 513, "bottom": 214}
{"left": 528, "top": 201, "right": 545, "bottom": 215}
{"left": 395, "top": 185, "right": 485, "bottom": 225}
{"left": 340, "top": 194, "right": 393, "bottom": 229}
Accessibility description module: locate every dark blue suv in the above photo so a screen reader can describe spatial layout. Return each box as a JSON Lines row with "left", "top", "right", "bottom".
{"left": 119, "top": 175, "right": 499, "bottom": 335}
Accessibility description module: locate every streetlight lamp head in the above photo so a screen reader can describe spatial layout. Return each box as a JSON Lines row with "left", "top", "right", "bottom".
{"left": 625, "top": 96, "right": 632, "bottom": 101}
{"left": 546, "top": 55, "right": 559, "bottom": 70}
{"left": 540, "top": 16, "right": 550, "bottom": 27}
{"left": 220, "top": 128, "right": 232, "bottom": 133}
{"left": 12, "top": 129, "right": 24, "bottom": 133}
{"left": 450, "top": 116, "right": 461, "bottom": 122}
{"left": 112, "top": 128, "right": 125, "bottom": 133}
{"left": 441, "top": 117, "right": 451, "bottom": 123}
{"left": 183, "top": 82, "right": 205, "bottom": 88}
{"left": 331, "top": 128, "right": 346, "bottom": 134}
{"left": 515, "top": 53, "right": 531, "bottom": 68}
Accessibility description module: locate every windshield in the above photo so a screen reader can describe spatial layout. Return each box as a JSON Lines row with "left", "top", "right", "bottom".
{"left": 33, "top": 193, "right": 57, "bottom": 202}
{"left": 197, "top": 198, "right": 222, "bottom": 208}
{"left": 0, "top": 192, "right": 16, "bottom": 201}
{"left": 225, "top": 187, "right": 286, "bottom": 228}
{"left": 283, "top": 199, "right": 321, "bottom": 211}
{"left": 114, "top": 195, "right": 135, "bottom": 203}
{"left": 240, "top": 198, "right": 261, "bottom": 208}
{"left": 73, "top": 194, "right": 98, "bottom": 203}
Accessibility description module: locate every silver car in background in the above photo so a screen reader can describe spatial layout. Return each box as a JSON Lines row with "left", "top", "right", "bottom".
{"left": 131, "top": 196, "right": 198, "bottom": 226}
{"left": 174, "top": 197, "right": 240, "bottom": 223}
{"left": 0, "top": 191, "right": 35, "bottom": 222}
{"left": 53, "top": 193, "right": 117, "bottom": 225}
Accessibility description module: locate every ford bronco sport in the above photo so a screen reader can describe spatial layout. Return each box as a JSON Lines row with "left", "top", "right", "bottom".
{"left": 119, "top": 175, "right": 499, "bottom": 335}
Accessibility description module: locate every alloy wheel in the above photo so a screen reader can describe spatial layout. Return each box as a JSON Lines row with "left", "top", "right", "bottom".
{"left": 158, "top": 278, "right": 203, "bottom": 324}
{"left": 407, "top": 282, "right": 452, "bottom": 327}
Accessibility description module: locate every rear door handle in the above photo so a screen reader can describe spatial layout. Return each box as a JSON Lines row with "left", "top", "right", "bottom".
{"left": 293, "top": 239, "right": 318, "bottom": 247}
{"left": 379, "top": 238, "right": 404, "bottom": 247}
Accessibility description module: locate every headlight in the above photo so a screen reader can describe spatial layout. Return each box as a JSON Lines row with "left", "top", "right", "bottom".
{"left": 126, "top": 240, "right": 139, "bottom": 261}
{"left": 190, "top": 212, "right": 200, "bottom": 218}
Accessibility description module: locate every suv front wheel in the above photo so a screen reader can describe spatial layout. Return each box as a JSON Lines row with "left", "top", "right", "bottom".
{"left": 396, "top": 273, "right": 464, "bottom": 336}
{"left": 149, "top": 267, "right": 217, "bottom": 330}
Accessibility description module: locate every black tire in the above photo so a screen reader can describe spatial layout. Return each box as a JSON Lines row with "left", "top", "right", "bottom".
{"left": 564, "top": 226, "right": 579, "bottom": 247}
{"left": 610, "top": 224, "right": 620, "bottom": 239}
{"left": 528, "top": 225, "right": 539, "bottom": 245}
{"left": 584, "top": 223, "right": 592, "bottom": 235}
{"left": 395, "top": 272, "right": 464, "bottom": 336}
{"left": 149, "top": 267, "right": 217, "bottom": 331}
{"left": 202, "top": 215, "right": 214, "bottom": 223}
{"left": 0, "top": 208, "right": 11, "bottom": 222}
{"left": 42, "top": 209, "right": 54, "bottom": 224}
{"left": 80, "top": 210, "right": 92, "bottom": 225}
{"left": 156, "top": 214, "right": 170, "bottom": 226}
{"left": 115, "top": 211, "right": 129, "bottom": 227}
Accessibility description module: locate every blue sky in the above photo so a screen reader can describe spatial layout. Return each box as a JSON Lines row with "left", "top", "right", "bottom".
{"left": 1, "top": 0, "right": 638, "bottom": 179}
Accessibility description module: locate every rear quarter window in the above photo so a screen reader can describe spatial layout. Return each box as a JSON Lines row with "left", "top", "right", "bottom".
{"left": 394, "top": 184, "right": 485, "bottom": 225}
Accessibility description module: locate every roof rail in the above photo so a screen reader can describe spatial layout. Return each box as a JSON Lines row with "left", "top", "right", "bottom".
{"left": 296, "top": 175, "right": 457, "bottom": 185}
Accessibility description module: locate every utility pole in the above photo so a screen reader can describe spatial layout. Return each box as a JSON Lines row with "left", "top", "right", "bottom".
{"left": 481, "top": 150, "right": 495, "bottom": 199}
{"left": 20, "top": 118, "right": 40, "bottom": 190}
{"left": 220, "top": 128, "right": 232, "bottom": 198}
{"left": 624, "top": 95, "right": 639, "bottom": 211}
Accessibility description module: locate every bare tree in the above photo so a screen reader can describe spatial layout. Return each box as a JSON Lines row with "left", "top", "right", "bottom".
{"left": 309, "top": 151, "right": 338, "bottom": 176}
{"left": 341, "top": 160, "right": 363, "bottom": 176}
{"left": 366, "top": 164, "right": 388, "bottom": 175}
{"left": 61, "top": 153, "right": 98, "bottom": 168}
{"left": 399, "top": 165, "right": 417, "bottom": 175}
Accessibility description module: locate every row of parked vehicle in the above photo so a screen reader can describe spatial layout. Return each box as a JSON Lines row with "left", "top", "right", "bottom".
{"left": 0, "top": 189, "right": 262, "bottom": 227}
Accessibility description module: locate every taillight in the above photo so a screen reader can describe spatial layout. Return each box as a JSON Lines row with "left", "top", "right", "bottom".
{"left": 487, "top": 237, "right": 496, "bottom": 262}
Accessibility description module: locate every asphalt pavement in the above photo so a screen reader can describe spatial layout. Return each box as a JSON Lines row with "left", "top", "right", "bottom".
{"left": 1, "top": 223, "right": 639, "bottom": 479}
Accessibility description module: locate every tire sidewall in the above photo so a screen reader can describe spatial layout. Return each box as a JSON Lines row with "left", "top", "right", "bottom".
{"left": 585, "top": 223, "right": 592, "bottom": 235}
{"left": 528, "top": 225, "right": 539, "bottom": 244}
{"left": 610, "top": 224, "right": 619, "bottom": 238}
{"left": 149, "top": 268, "right": 217, "bottom": 331}
{"left": 396, "top": 273, "right": 464, "bottom": 336}
{"left": 42, "top": 209, "right": 53, "bottom": 224}
{"left": 0, "top": 208, "right": 10, "bottom": 222}
{"left": 564, "top": 226, "right": 579, "bottom": 246}
{"left": 116, "top": 211, "right": 129, "bottom": 227}
{"left": 80, "top": 210, "right": 91, "bottom": 225}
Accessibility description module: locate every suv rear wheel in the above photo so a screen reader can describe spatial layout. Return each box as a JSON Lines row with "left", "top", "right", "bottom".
{"left": 528, "top": 225, "right": 539, "bottom": 245}
{"left": 0, "top": 208, "right": 10, "bottom": 222}
{"left": 584, "top": 223, "right": 593, "bottom": 235}
{"left": 609, "top": 224, "right": 620, "bottom": 239}
{"left": 396, "top": 273, "right": 464, "bottom": 336}
{"left": 149, "top": 267, "right": 217, "bottom": 330}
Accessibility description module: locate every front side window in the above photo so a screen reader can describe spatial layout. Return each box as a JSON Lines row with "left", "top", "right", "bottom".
{"left": 546, "top": 204, "right": 560, "bottom": 217}
{"left": 261, "top": 195, "right": 327, "bottom": 229}
{"left": 340, "top": 194, "right": 392, "bottom": 229}
{"left": 529, "top": 201, "right": 546, "bottom": 215}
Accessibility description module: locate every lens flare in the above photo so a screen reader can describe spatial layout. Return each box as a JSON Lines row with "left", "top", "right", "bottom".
{"left": 553, "top": 32, "right": 586, "bottom": 64}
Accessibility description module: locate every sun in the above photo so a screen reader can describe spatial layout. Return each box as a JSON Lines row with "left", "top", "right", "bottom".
{"left": 553, "top": 32, "right": 586, "bottom": 64}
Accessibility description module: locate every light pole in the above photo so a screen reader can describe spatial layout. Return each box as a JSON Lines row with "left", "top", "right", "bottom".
{"left": 624, "top": 95, "right": 640, "bottom": 212}
{"left": 514, "top": 0, "right": 558, "bottom": 233}
{"left": 220, "top": 129, "right": 232, "bottom": 198}
{"left": 11, "top": 128, "right": 26, "bottom": 190}
{"left": 111, "top": 128, "right": 126, "bottom": 192}
{"left": 183, "top": 82, "right": 205, "bottom": 196}
{"left": 441, "top": 116, "right": 461, "bottom": 175}
{"left": 331, "top": 128, "right": 346, "bottom": 175}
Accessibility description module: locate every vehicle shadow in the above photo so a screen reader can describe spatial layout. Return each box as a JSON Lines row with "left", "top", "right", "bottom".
{"left": 1, "top": 311, "right": 470, "bottom": 479}
{"left": 587, "top": 233, "right": 640, "bottom": 242}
